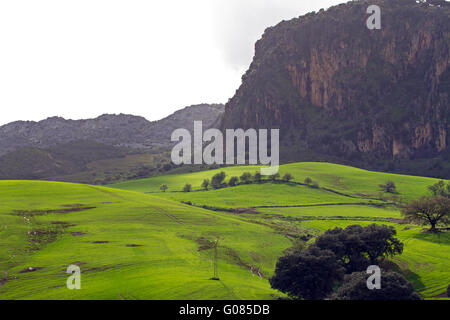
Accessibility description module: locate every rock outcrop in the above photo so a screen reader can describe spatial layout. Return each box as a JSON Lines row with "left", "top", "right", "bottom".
{"left": 221, "top": 0, "right": 449, "bottom": 171}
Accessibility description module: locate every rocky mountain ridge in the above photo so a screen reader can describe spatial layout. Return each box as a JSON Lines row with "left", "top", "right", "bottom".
{"left": 0, "top": 104, "right": 224, "bottom": 156}
{"left": 220, "top": 0, "right": 449, "bottom": 176}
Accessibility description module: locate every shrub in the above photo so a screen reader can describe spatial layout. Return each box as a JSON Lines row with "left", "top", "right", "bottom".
{"left": 379, "top": 181, "right": 397, "bottom": 193}
{"left": 240, "top": 172, "right": 252, "bottom": 184}
{"left": 201, "top": 179, "right": 210, "bottom": 190}
{"left": 160, "top": 184, "right": 168, "bottom": 192}
{"left": 254, "top": 172, "right": 262, "bottom": 183}
{"left": 304, "top": 177, "right": 313, "bottom": 184}
{"left": 183, "top": 184, "right": 192, "bottom": 192}
{"left": 428, "top": 180, "right": 450, "bottom": 198}
{"left": 228, "top": 176, "right": 239, "bottom": 187}
{"left": 211, "top": 172, "right": 226, "bottom": 189}
{"left": 283, "top": 173, "right": 294, "bottom": 182}
{"left": 269, "top": 173, "right": 280, "bottom": 181}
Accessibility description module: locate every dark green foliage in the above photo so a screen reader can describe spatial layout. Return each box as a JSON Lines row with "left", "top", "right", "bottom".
{"left": 254, "top": 172, "right": 263, "bottom": 183}
{"left": 240, "top": 172, "right": 252, "bottom": 184}
{"left": 269, "top": 173, "right": 280, "bottom": 181}
{"left": 228, "top": 176, "right": 239, "bottom": 187}
{"left": 202, "top": 179, "right": 210, "bottom": 190}
{"left": 379, "top": 181, "right": 397, "bottom": 193}
{"left": 333, "top": 271, "right": 422, "bottom": 300}
{"left": 270, "top": 246, "right": 345, "bottom": 300}
{"left": 211, "top": 172, "right": 226, "bottom": 189}
{"left": 271, "top": 224, "right": 406, "bottom": 299}
{"left": 160, "top": 184, "right": 168, "bottom": 192}
{"left": 428, "top": 181, "right": 450, "bottom": 198}
{"left": 283, "top": 173, "right": 294, "bottom": 182}
{"left": 183, "top": 184, "right": 192, "bottom": 192}
{"left": 313, "top": 224, "right": 404, "bottom": 273}
{"left": 402, "top": 196, "right": 450, "bottom": 232}
{"left": 304, "top": 177, "right": 313, "bottom": 184}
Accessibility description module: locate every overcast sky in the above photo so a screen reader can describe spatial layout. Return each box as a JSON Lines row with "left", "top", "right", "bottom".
{"left": 0, "top": 0, "right": 345, "bottom": 125}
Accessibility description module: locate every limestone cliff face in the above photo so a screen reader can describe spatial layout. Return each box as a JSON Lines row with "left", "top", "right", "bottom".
{"left": 221, "top": 0, "right": 449, "bottom": 163}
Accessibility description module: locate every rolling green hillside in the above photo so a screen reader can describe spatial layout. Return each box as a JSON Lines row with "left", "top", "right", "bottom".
{"left": 111, "top": 162, "right": 442, "bottom": 202}
{"left": 111, "top": 162, "right": 449, "bottom": 299}
{"left": 1, "top": 162, "right": 448, "bottom": 300}
{"left": 0, "top": 181, "right": 290, "bottom": 300}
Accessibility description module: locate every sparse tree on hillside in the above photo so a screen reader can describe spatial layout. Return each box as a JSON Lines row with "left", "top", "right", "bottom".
{"left": 283, "top": 173, "right": 294, "bottom": 182}
{"left": 160, "top": 184, "right": 168, "bottom": 192}
{"left": 269, "top": 173, "right": 280, "bottom": 181}
{"left": 428, "top": 180, "right": 450, "bottom": 198}
{"left": 228, "top": 176, "right": 239, "bottom": 187}
{"left": 379, "top": 181, "right": 397, "bottom": 194}
{"left": 304, "top": 177, "right": 313, "bottom": 185}
{"left": 240, "top": 172, "right": 252, "bottom": 184}
{"left": 211, "top": 172, "right": 226, "bottom": 189}
{"left": 402, "top": 196, "right": 450, "bottom": 233}
{"left": 183, "top": 184, "right": 192, "bottom": 192}
{"left": 202, "top": 179, "right": 210, "bottom": 190}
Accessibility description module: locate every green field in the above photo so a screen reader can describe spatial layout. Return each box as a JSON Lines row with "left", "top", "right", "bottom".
{"left": 111, "top": 162, "right": 439, "bottom": 202}
{"left": 1, "top": 162, "right": 449, "bottom": 300}
{"left": 0, "top": 181, "right": 290, "bottom": 299}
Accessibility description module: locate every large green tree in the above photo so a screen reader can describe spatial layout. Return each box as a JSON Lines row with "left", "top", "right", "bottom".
{"left": 270, "top": 247, "right": 345, "bottom": 300}
{"left": 313, "top": 224, "right": 403, "bottom": 273}
{"left": 402, "top": 196, "right": 450, "bottom": 232}
{"left": 333, "top": 271, "right": 421, "bottom": 300}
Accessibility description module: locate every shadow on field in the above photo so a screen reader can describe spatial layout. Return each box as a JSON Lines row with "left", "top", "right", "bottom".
{"left": 412, "top": 231, "right": 450, "bottom": 245}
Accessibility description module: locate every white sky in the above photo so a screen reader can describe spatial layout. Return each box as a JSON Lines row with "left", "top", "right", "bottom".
{"left": 0, "top": 0, "right": 345, "bottom": 125}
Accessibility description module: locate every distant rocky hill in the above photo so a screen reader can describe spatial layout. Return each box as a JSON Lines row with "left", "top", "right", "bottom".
{"left": 221, "top": 0, "right": 449, "bottom": 177}
{"left": 0, "top": 104, "right": 224, "bottom": 182}
{"left": 0, "top": 103, "right": 224, "bottom": 156}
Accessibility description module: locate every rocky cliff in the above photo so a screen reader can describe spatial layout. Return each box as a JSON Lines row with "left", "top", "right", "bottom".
{"left": 221, "top": 0, "right": 449, "bottom": 176}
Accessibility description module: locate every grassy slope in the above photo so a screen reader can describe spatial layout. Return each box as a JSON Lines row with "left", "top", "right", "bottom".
{"left": 110, "top": 162, "right": 449, "bottom": 299}
{"left": 1, "top": 162, "right": 448, "bottom": 299}
{"left": 0, "top": 181, "right": 290, "bottom": 300}
{"left": 110, "top": 162, "right": 442, "bottom": 202}
{"left": 157, "top": 183, "right": 381, "bottom": 209}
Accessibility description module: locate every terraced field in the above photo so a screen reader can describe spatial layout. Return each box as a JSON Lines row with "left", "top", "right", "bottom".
{"left": 1, "top": 162, "right": 448, "bottom": 299}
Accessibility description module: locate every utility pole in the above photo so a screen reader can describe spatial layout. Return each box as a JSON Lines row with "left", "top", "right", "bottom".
{"left": 212, "top": 239, "right": 220, "bottom": 280}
